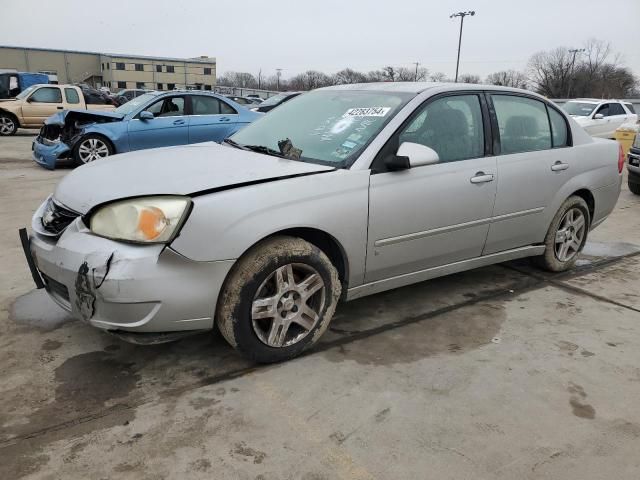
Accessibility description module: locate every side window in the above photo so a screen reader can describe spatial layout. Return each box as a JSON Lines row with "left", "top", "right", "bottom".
{"left": 596, "top": 104, "right": 610, "bottom": 117}
{"left": 624, "top": 103, "right": 636, "bottom": 114}
{"left": 398, "top": 94, "right": 484, "bottom": 163}
{"left": 220, "top": 101, "right": 237, "bottom": 115}
{"left": 492, "top": 95, "right": 551, "bottom": 154}
{"left": 64, "top": 88, "right": 80, "bottom": 104}
{"left": 608, "top": 103, "right": 625, "bottom": 116}
{"left": 29, "top": 87, "right": 63, "bottom": 103}
{"left": 191, "top": 95, "right": 221, "bottom": 115}
{"left": 145, "top": 96, "right": 185, "bottom": 117}
{"left": 548, "top": 108, "right": 569, "bottom": 148}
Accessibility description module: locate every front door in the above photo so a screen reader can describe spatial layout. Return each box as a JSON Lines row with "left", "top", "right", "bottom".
{"left": 366, "top": 93, "right": 497, "bottom": 283}
{"left": 127, "top": 95, "right": 189, "bottom": 150}
{"left": 188, "top": 95, "right": 239, "bottom": 143}
{"left": 21, "top": 86, "right": 65, "bottom": 126}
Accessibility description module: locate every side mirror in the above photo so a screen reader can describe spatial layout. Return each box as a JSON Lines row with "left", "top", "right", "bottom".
{"left": 594, "top": 113, "right": 604, "bottom": 120}
{"left": 139, "top": 111, "right": 154, "bottom": 120}
{"left": 386, "top": 142, "right": 440, "bottom": 171}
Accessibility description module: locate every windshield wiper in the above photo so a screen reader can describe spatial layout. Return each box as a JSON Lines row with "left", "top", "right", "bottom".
{"left": 243, "top": 144, "right": 286, "bottom": 158}
{"left": 222, "top": 138, "right": 251, "bottom": 150}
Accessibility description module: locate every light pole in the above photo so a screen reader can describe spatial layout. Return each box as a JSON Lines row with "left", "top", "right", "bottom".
{"left": 413, "top": 62, "right": 420, "bottom": 81}
{"left": 276, "top": 68, "right": 282, "bottom": 91}
{"left": 450, "top": 10, "right": 475, "bottom": 82}
{"left": 566, "top": 48, "right": 585, "bottom": 99}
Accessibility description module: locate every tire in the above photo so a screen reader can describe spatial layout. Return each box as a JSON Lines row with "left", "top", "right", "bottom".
{"left": 73, "top": 134, "right": 113, "bottom": 165}
{"left": 216, "top": 236, "right": 341, "bottom": 363}
{"left": 0, "top": 113, "right": 18, "bottom": 136}
{"left": 534, "top": 196, "right": 590, "bottom": 272}
{"left": 629, "top": 179, "right": 640, "bottom": 195}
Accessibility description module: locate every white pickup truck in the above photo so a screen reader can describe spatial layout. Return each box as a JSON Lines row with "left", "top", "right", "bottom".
{"left": 0, "top": 84, "right": 115, "bottom": 136}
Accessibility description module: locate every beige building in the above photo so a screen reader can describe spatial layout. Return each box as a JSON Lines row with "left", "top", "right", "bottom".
{"left": 0, "top": 46, "right": 216, "bottom": 92}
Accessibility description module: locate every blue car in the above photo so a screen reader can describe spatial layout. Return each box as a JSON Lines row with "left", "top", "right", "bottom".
{"left": 32, "top": 91, "right": 262, "bottom": 169}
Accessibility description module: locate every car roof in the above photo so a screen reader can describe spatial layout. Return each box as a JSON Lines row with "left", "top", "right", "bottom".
{"left": 570, "top": 98, "right": 623, "bottom": 104}
{"left": 318, "top": 82, "right": 534, "bottom": 95}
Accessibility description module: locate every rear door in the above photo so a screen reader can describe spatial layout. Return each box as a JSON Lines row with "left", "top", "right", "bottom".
{"left": 366, "top": 93, "right": 497, "bottom": 282}
{"left": 21, "top": 86, "right": 65, "bottom": 126}
{"left": 483, "top": 93, "right": 573, "bottom": 254}
{"left": 127, "top": 95, "right": 189, "bottom": 150}
{"left": 606, "top": 102, "right": 629, "bottom": 135}
{"left": 188, "top": 95, "right": 239, "bottom": 143}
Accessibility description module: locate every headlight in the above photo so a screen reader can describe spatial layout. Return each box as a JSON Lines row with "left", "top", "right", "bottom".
{"left": 89, "top": 196, "right": 191, "bottom": 243}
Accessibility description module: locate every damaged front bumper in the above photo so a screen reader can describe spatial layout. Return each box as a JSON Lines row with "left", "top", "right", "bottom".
{"left": 25, "top": 217, "right": 235, "bottom": 334}
{"left": 32, "top": 138, "right": 71, "bottom": 170}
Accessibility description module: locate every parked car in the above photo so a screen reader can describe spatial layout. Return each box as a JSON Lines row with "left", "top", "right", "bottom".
{"left": 0, "top": 84, "right": 115, "bottom": 136}
{"left": 562, "top": 99, "right": 637, "bottom": 139}
{"left": 22, "top": 83, "right": 622, "bottom": 363}
{"left": 251, "top": 91, "right": 301, "bottom": 113}
{"left": 0, "top": 72, "right": 50, "bottom": 99}
{"left": 226, "top": 95, "right": 258, "bottom": 106}
{"left": 627, "top": 132, "right": 640, "bottom": 195}
{"left": 32, "top": 90, "right": 261, "bottom": 169}
{"left": 116, "top": 89, "right": 153, "bottom": 102}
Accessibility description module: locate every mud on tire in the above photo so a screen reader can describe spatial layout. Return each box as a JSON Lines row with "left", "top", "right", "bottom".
{"left": 534, "top": 196, "right": 590, "bottom": 272}
{"left": 216, "top": 235, "right": 341, "bottom": 363}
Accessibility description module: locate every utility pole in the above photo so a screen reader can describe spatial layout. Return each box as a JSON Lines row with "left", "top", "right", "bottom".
{"left": 276, "top": 68, "right": 282, "bottom": 91}
{"left": 566, "top": 48, "right": 585, "bottom": 99}
{"left": 258, "top": 68, "right": 262, "bottom": 89}
{"left": 450, "top": 10, "right": 475, "bottom": 82}
{"left": 413, "top": 62, "right": 420, "bottom": 81}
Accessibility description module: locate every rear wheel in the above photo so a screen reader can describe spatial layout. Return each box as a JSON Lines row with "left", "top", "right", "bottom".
{"left": 0, "top": 113, "right": 18, "bottom": 136}
{"left": 73, "top": 134, "right": 113, "bottom": 165}
{"left": 216, "top": 236, "right": 341, "bottom": 363}
{"left": 629, "top": 178, "right": 640, "bottom": 195}
{"left": 534, "top": 196, "right": 590, "bottom": 272}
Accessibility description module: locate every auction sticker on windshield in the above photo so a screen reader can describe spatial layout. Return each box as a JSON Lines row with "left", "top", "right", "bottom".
{"left": 343, "top": 107, "right": 391, "bottom": 117}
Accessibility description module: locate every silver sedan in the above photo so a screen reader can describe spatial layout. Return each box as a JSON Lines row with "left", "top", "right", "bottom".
{"left": 23, "top": 83, "right": 623, "bottom": 363}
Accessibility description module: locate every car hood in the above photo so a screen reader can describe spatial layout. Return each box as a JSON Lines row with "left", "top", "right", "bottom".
{"left": 45, "top": 109, "right": 125, "bottom": 126}
{"left": 54, "top": 142, "right": 335, "bottom": 213}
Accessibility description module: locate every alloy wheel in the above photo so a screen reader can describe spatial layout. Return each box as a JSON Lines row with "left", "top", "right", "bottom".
{"left": 251, "top": 263, "right": 326, "bottom": 348}
{"left": 0, "top": 116, "right": 15, "bottom": 135}
{"left": 78, "top": 138, "right": 110, "bottom": 163}
{"left": 554, "top": 207, "right": 586, "bottom": 262}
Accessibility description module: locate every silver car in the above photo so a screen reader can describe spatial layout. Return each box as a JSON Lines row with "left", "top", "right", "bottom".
{"left": 23, "top": 83, "right": 623, "bottom": 363}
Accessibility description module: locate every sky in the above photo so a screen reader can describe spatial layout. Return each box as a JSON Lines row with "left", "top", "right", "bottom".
{"left": 1, "top": 0, "right": 639, "bottom": 80}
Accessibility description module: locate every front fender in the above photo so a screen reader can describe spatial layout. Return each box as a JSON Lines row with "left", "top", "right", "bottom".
{"left": 170, "top": 169, "right": 371, "bottom": 288}
{"left": 80, "top": 123, "right": 129, "bottom": 153}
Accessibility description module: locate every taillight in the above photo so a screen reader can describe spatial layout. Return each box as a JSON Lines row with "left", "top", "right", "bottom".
{"left": 618, "top": 143, "right": 625, "bottom": 174}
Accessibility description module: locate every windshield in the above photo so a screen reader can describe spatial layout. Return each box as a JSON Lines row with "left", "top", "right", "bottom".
{"left": 260, "top": 93, "right": 290, "bottom": 107}
{"left": 230, "top": 90, "right": 412, "bottom": 167}
{"left": 114, "top": 93, "right": 158, "bottom": 115}
{"left": 15, "top": 85, "right": 37, "bottom": 100}
{"left": 562, "top": 102, "right": 597, "bottom": 116}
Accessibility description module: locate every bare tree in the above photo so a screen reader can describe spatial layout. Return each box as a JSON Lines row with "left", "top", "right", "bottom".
{"left": 394, "top": 66, "right": 429, "bottom": 81}
{"left": 485, "top": 69, "right": 529, "bottom": 89}
{"left": 527, "top": 47, "right": 575, "bottom": 97}
{"left": 288, "top": 70, "right": 333, "bottom": 91}
{"left": 429, "top": 72, "right": 449, "bottom": 82}
{"left": 217, "top": 71, "right": 258, "bottom": 88}
{"left": 333, "top": 68, "right": 367, "bottom": 85}
{"left": 458, "top": 73, "right": 481, "bottom": 84}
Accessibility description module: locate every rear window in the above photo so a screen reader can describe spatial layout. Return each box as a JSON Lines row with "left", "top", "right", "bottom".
{"left": 65, "top": 88, "right": 80, "bottom": 104}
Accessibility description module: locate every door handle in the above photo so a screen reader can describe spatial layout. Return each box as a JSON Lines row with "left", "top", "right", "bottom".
{"left": 551, "top": 161, "right": 569, "bottom": 172}
{"left": 57, "top": 107, "right": 63, "bottom": 110}
{"left": 470, "top": 172, "right": 494, "bottom": 184}
{"left": 219, "top": 117, "right": 230, "bottom": 122}
{"left": 172, "top": 119, "right": 186, "bottom": 125}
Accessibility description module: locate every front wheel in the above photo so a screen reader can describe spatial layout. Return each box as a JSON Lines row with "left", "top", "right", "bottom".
{"left": 534, "top": 196, "right": 590, "bottom": 272}
{"left": 216, "top": 236, "right": 341, "bottom": 363}
{"left": 0, "top": 113, "right": 18, "bottom": 136}
{"left": 73, "top": 134, "right": 113, "bottom": 165}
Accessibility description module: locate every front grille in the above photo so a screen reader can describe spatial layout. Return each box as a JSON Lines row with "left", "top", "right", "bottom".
{"left": 41, "top": 273, "right": 70, "bottom": 302}
{"left": 41, "top": 198, "right": 80, "bottom": 235}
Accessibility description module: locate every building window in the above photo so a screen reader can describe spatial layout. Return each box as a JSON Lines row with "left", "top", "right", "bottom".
{"left": 167, "top": 83, "right": 175, "bottom": 90}
{"left": 156, "top": 65, "right": 162, "bottom": 73}
{"left": 116, "top": 62, "right": 125, "bottom": 70}
{"left": 117, "top": 81, "right": 127, "bottom": 89}
{"left": 204, "top": 85, "right": 212, "bottom": 90}
{"left": 135, "top": 63, "right": 144, "bottom": 72}
{"left": 136, "top": 82, "right": 145, "bottom": 89}
{"left": 204, "top": 67, "right": 212, "bottom": 75}
{"left": 101, "top": 63, "right": 104, "bottom": 71}
{"left": 157, "top": 83, "right": 163, "bottom": 90}
{"left": 107, "top": 63, "right": 110, "bottom": 69}
{"left": 166, "top": 65, "right": 175, "bottom": 73}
